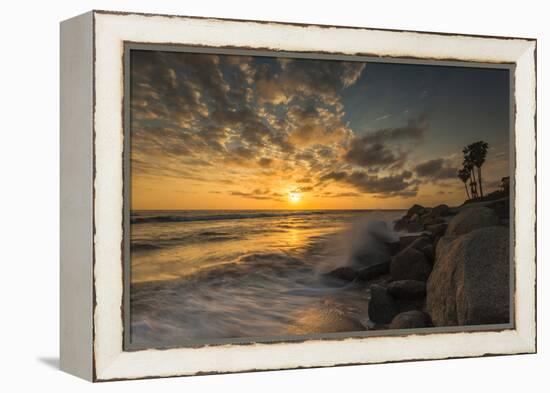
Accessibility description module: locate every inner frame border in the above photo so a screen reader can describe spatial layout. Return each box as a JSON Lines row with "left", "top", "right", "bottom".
{"left": 122, "top": 42, "right": 517, "bottom": 352}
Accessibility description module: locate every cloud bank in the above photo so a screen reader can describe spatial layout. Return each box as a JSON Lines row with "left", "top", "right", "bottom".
{"left": 130, "top": 50, "right": 509, "bottom": 208}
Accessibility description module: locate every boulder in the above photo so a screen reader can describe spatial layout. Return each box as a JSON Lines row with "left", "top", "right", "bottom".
{"left": 426, "top": 223, "right": 447, "bottom": 237}
{"left": 387, "top": 240, "right": 402, "bottom": 256}
{"left": 420, "top": 204, "right": 450, "bottom": 226}
{"left": 387, "top": 280, "right": 427, "bottom": 300}
{"left": 426, "top": 226, "right": 510, "bottom": 326}
{"left": 398, "top": 234, "right": 425, "bottom": 250}
{"left": 433, "top": 234, "right": 456, "bottom": 252}
{"left": 431, "top": 204, "right": 450, "bottom": 217}
{"left": 368, "top": 284, "right": 398, "bottom": 324}
{"left": 389, "top": 311, "right": 432, "bottom": 329}
{"left": 394, "top": 217, "right": 423, "bottom": 233}
{"left": 460, "top": 197, "right": 509, "bottom": 220}
{"left": 326, "top": 266, "right": 357, "bottom": 282}
{"left": 353, "top": 249, "right": 391, "bottom": 268}
{"left": 407, "top": 204, "right": 427, "bottom": 218}
{"left": 421, "top": 244, "right": 435, "bottom": 263}
{"left": 356, "top": 260, "right": 390, "bottom": 281}
{"left": 390, "top": 247, "right": 432, "bottom": 282}
{"left": 446, "top": 207, "right": 500, "bottom": 236}
{"left": 408, "top": 221, "right": 423, "bottom": 232}
{"left": 486, "top": 198, "right": 510, "bottom": 219}
{"left": 423, "top": 216, "right": 445, "bottom": 226}
{"left": 408, "top": 236, "right": 433, "bottom": 252}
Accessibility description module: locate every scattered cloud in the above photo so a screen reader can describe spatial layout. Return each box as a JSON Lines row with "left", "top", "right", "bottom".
{"left": 130, "top": 50, "right": 508, "bottom": 208}
{"left": 344, "top": 115, "right": 428, "bottom": 171}
{"left": 320, "top": 169, "right": 419, "bottom": 198}
{"left": 230, "top": 189, "right": 283, "bottom": 201}
{"left": 322, "top": 191, "right": 361, "bottom": 198}
{"left": 258, "top": 157, "right": 273, "bottom": 167}
{"left": 361, "top": 114, "right": 428, "bottom": 145}
{"left": 344, "top": 141, "right": 405, "bottom": 169}
{"left": 414, "top": 158, "right": 457, "bottom": 181}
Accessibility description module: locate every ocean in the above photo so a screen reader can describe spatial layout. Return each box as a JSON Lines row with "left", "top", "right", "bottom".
{"left": 130, "top": 209, "right": 405, "bottom": 347}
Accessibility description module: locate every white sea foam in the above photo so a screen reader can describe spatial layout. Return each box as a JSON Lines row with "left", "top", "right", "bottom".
{"left": 129, "top": 209, "right": 403, "bottom": 346}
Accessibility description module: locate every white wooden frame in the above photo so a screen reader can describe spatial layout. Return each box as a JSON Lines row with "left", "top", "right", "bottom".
{"left": 60, "top": 10, "right": 536, "bottom": 382}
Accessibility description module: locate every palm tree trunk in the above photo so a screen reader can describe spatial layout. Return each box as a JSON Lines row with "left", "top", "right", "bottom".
{"left": 477, "top": 166, "right": 484, "bottom": 197}
{"left": 464, "top": 182, "right": 471, "bottom": 199}
{"left": 470, "top": 170, "right": 478, "bottom": 198}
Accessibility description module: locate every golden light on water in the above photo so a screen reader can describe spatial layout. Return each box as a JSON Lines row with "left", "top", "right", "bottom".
{"left": 289, "top": 191, "right": 301, "bottom": 203}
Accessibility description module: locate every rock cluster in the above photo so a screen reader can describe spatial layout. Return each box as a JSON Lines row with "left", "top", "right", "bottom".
{"left": 368, "top": 199, "right": 510, "bottom": 329}
{"left": 323, "top": 197, "right": 510, "bottom": 332}
{"left": 394, "top": 204, "right": 451, "bottom": 233}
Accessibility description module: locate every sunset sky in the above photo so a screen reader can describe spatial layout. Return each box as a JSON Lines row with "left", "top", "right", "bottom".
{"left": 130, "top": 50, "right": 510, "bottom": 210}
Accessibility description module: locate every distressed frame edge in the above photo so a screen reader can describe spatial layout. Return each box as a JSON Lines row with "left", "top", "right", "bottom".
{"left": 512, "top": 40, "right": 537, "bottom": 354}
{"left": 92, "top": 9, "right": 537, "bottom": 42}
{"left": 59, "top": 11, "right": 95, "bottom": 381}
{"left": 91, "top": 11, "right": 537, "bottom": 381}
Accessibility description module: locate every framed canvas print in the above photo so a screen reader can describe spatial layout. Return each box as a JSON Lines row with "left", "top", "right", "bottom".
{"left": 60, "top": 10, "right": 537, "bottom": 382}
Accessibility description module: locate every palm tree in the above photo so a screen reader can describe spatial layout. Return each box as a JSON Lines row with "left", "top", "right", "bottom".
{"left": 457, "top": 168, "right": 471, "bottom": 199}
{"left": 467, "top": 141, "right": 489, "bottom": 197}
{"left": 462, "top": 150, "right": 478, "bottom": 199}
{"left": 469, "top": 178, "right": 478, "bottom": 199}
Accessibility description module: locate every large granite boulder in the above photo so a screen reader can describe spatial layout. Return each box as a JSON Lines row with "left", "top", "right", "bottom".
{"left": 387, "top": 280, "right": 427, "bottom": 300}
{"left": 390, "top": 246, "right": 432, "bottom": 282}
{"left": 446, "top": 206, "right": 500, "bottom": 236}
{"left": 356, "top": 260, "right": 390, "bottom": 281}
{"left": 389, "top": 311, "right": 432, "bottom": 329}
{"left": 368, "top": 284, "right": 398, "bottom": 324}
{"left": 426, "top": 226, "right": 510, "bottom": 326}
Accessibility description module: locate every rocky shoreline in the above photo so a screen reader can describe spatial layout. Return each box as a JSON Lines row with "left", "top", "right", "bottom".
{"left": 325, "top": 196, "right": 511, "bottom": 330}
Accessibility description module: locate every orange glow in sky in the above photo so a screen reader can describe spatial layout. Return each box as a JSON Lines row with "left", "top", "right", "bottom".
{"left": 129, "top": 50, "right": 510, "bottom": 211}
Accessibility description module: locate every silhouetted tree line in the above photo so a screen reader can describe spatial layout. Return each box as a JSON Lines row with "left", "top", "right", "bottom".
{"left": 457, "top": 141, "right": 489, "bottom": 200}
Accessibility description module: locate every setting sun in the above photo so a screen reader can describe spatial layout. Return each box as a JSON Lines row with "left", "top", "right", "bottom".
{"left": 289, "top": 191, "right": 301, "bottom": 203}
